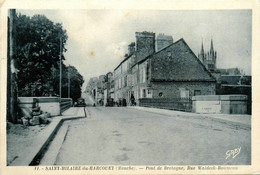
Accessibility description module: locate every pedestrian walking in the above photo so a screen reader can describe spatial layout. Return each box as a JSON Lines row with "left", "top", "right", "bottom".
{"left": 131, "top": 94, "right": 135, "bottom": 106}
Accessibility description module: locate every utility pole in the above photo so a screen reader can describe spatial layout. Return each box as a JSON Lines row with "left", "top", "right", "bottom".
{"left": 68, "top": 66, "right": 70, "bottom": 98}
{"left": 59, "top": 37, "right": 62, "bottom": 115}
{"left": 7, "top": 9, "right": 18, "bottom": 123}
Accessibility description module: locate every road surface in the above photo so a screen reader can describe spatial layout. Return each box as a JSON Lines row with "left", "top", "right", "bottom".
{"left": 49, "top": 107, "right": 250, "bottom": 165}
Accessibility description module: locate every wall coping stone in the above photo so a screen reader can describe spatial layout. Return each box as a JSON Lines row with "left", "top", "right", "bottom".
{"left": 18, "top": 97, "right": 72, "bottom": 103}
{"left": 192, "top": 95, "right": 248, "bottom": 101}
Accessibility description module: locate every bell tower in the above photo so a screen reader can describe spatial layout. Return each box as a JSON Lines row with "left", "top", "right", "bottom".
{"left": 198, "top": 39, "right": 217, "bottom": 72}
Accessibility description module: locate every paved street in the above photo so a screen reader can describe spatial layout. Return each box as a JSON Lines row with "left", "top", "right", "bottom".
{"left": 50, "top": 107, "right": 251, "bottom": 165}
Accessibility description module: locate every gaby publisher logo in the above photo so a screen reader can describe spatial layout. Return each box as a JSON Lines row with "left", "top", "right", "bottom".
{"left": 226, "top": 147, "right": 241, "bottom": 159}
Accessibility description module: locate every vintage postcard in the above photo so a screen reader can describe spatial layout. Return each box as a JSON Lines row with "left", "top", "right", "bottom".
{"left": 0, "top": 0, "right": 259, "bottom": 174}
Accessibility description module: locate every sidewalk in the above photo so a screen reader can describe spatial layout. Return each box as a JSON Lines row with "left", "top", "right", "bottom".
{"left": 128, "top": 106, "right": 251, "bottom": 127}
{"left": 9, "top": 107, "right": 86, "bottom": 166}
{"left": 62, "top": 107, "right": 85, "bottom": 116}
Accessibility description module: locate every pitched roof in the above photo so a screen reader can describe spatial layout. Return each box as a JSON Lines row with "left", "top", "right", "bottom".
{"left": 150, "top": 38, "right": 216, "bottom": 82}
{"left": 114, "top": 54, "right": 133, "bottom": 71}
{"left": 220, "top": 75, "right": 251, "bottom": 85}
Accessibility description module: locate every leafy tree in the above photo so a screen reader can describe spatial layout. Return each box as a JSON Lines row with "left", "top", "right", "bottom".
{"left": 15, "top": 13, "right": 68, "bottom": 96}
{"left": 85, "top": 77, "right": 98, "bottom": 96}
{"left": 50, "top": 64, "right": 84, "bottom": 101}
{"left": 63, "top": 65, "right": 84, "bottom": 102}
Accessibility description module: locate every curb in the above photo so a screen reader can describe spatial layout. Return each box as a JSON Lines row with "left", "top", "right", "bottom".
{"left": 128, "top": 107, "right": 251, "bottom": 130}
{"left": 10, "top": 114, "right": 86, "bottom": 166}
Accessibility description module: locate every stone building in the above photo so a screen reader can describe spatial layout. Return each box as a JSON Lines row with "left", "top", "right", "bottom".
{"left": 85, "top": 75, "right": 106, "bottom": 105}
{"left": 95, "top": 75, "right": 106, "bottom": 105}
{"left": 103, "top": 72, "right": 114, "bottom": 106}
{"left": 113, "top": 31, "right": 216, "bottom": 106}
{"left": 218, "top": 68, "right": 242, "bottom": 75}
{"left": 85, "top": 77, "right": 98, "bottom": 97}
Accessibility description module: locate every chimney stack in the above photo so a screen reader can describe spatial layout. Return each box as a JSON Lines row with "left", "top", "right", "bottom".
{"left": 128, "top": 42, "right": 135, "bottom": 56}
{"left": 156, "top": 33, "right": 173, "bottom": 51}
{"left": 135, "top": 31, "right": 155, "bottom": 63}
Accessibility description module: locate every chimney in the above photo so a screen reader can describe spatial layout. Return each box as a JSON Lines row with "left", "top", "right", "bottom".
{"left": 128, "top": 42, "right": 135, "bottom": 56}
{"left": 156, "top": 33, "right": 173, "bottom": 51}
{"left": 135, "top": 31, "right": 155, "bottom": 63}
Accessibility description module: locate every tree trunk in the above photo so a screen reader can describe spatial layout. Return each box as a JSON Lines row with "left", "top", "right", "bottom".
{"left": 7, "top": 9, "right": 18, "bottom": 123}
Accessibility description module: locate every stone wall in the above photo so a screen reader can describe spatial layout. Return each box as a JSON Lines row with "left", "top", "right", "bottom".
{"left": 139, "top": 98, "right": 192, "bottom": 112}
{"left": 18, "top": 97, "right": 72, "bottom": 118}
{"left": 60, "top": 98, "right": 73, "bottom": 113}
{"left": 150, "top": 81, "right": 216, "bottom": 98}
{"left": 192, "top": 95, "right": 248, "bottom": 114}
{"left": 217, "top": 85, "right": 251, "bottom": 114}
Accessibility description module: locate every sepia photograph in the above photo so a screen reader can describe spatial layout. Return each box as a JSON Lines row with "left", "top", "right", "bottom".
{"left": 5, "top": 9, "right": 252, "bottom": 166}
{"left": 1, "top": 1, "right": 259, "bottom": 174}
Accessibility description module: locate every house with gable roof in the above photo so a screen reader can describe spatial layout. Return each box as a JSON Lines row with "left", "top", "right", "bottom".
{"left": 138, "top": 38, "right": 216, "bottom": 100}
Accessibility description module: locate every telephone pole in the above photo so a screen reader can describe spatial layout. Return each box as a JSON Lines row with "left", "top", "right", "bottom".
{"left": 68, "top": 67, "right": 70, "bottom": 98}
{"left": 7, "top": 9, "right": 18, "bottom": 123}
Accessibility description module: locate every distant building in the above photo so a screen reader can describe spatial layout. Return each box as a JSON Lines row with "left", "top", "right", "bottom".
{"left": 85, "top": 75, "right": 106, "bottom": 105}
{"left": 220, "top": 75, "right": 251, "bottom": 86}
{"left": 218, "top": 68, "right": 242, "bottom": 76}
{"left": 103, "top": 72, "right": 114, "bottom": 106}
{"left": 197, "top": 39, "right": 245, "bottom": 84}
{"left": 197, "top": 40, "right": 245, "bottom": 78}
{"left": 198, "top": 39, "right": 217, "bottom": 72}
{"left": 95, "top": 75, "right": 106, "bottom": 105}
{"left": 86, "top": 77, "right": 98, "bottom": 96}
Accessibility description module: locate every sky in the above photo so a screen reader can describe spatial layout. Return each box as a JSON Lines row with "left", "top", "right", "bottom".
{"left": 17, "top": 9, "right": 252, "bottom": 88}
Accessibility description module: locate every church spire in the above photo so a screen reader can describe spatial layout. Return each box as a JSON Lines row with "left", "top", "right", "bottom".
{"left": 200, "top": 40, "right": 204, "bottom": 55}
{"left": 198, "top": 40, "right": 205, "bottom": 62}
{"left": 210, "top": 39, "right": 214, "bottom": 53}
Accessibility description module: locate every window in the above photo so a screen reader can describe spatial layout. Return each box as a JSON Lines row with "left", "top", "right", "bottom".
{"left": 194, "top": 90, "right": 201, "bottom": 96}
{"left": 143, "top": 89, "right": 146, "bottom": 98}
{"left": 139, "top": 68, "right": 143, "bottom": 83}
{"left": 146, "top": 89, "right": 152, "bottom": 98}
{"left": 146, "top": 64, "right": 149, "bottom": 81}
{"left": 139, "top": 66, "right": 146, "bottom": 83}
{"left": 124, "top": 75, "right": 127, "bottom": 87}
{"left": 119, "top": 78, "right": 121, "bottom": 89}
{"left": 143, "top": 67, "right": 146, "bottom": 83}
{"left": 180, "top": 88, "right": 189, "bottom": 98}
{"left": 167, "top": 51, "right": 172, "bottom": 57}
{"left": 134, "top": 72, "right": 138, "bottom": 85}
{"left": 115, "top": 80, "right": 118, "bottom": 90}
